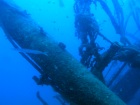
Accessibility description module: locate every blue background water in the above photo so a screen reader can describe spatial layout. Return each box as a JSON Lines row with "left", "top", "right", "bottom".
{"left": 0, "top": 0, "right": 140, "bottom": 105}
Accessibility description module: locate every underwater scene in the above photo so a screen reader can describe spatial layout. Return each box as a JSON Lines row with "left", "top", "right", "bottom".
{"left": 0, "top": 0, "right": 140, "bottom": 105}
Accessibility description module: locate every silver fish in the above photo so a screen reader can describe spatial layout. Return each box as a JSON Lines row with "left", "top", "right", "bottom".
{"left": 15, "top": 48, "right": 48, "bottom": 56}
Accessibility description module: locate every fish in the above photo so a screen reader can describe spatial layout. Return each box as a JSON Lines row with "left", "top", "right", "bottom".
{"left": 58, "top": 42, "right": 66, "bottom": 50}
{"left": 14, "top": 48, "right": 48, "bottom": 56}
{"left": 53, "top": 94, "right": 67, "bottom": 105}
{"left": 36, "top": 91, "right": 48, "bottom": 105}
{"left": 58, "top": 0, "right": 64, "bottom": 7}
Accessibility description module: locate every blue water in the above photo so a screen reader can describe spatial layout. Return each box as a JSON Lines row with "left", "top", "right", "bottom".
{"left": 0, "top": 0, "right": 140, "bottom": 105}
